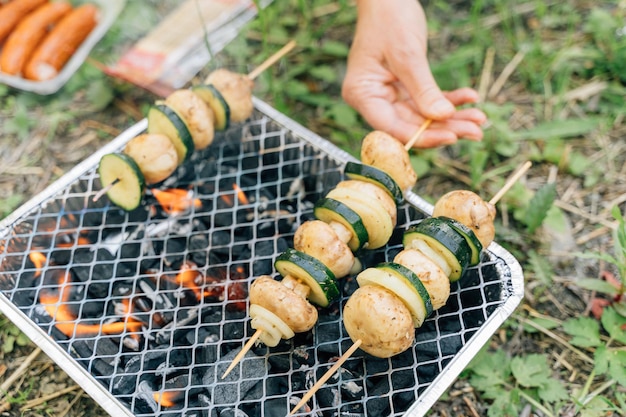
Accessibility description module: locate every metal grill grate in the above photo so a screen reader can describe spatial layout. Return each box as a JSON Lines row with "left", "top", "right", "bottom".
{"left": 0, "top": 99, "right": 523, "bottom": 417}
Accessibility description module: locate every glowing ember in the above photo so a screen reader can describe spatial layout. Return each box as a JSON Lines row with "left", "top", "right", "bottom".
{"left": 28, "top": 252, "right": 47, "bottom": 277}
{"left": 153, "top": 390, "right": 185, "bottom": 408}
{"left": 233, "top": 183, "right": 249, "bottom": 205}
{"left": 151, "top": 188, "right": 201, "bottom": 215}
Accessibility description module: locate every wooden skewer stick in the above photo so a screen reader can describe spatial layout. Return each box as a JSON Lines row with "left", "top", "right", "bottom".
{"left": 247, "top": 40, "right": 297, "bottom": 81}
{"left": 489, "top": 160, "right": 532, "bottom": 205}
{"left": 404, "top": 119, "right": 433, "bottom": 150}
{"left": 221, "top": 328, "right": 264, "bottom": 379}
{"left": 289, "top": 339, "right": 363, "bottom": 415}
{"left": 92, "top": 178, "right": 120, "bottom": 202}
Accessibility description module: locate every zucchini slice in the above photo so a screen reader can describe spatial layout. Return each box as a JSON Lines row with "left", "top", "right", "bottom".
{"left": 314, "top": 198, "right": 369, "bottom": 252}
{"left": 274, "top": 249, "right": 338, "bottom": 307}
{"left": 147, "top": 104, "right": 195, "bottom": 162}
{"left": 438, "top": 216, "right": 483, "bottom": 266}
{"left": 357, "top": 263, "right": 432, "bottom": 327}
{"left": 191, "top": 84, "right": 231, "bottom": 131}
{"left": 326, "top": 186, "right": 393, "bottom": 250}
{"left": 403, "top": 217, "right": 472, "bottom": 282}
{"left": 344, "top": 161, "right": 404, "bottom": 204}
{"left": 97, "top": 153, "right": 146, "bottom": 211}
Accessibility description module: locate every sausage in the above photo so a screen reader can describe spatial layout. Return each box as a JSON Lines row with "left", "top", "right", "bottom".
{"left": 432, "top": 190, "right": 496, "bottom": 248}
{"left": 164, "top": 89, "right": 215, "bottom": 150}
{"left": 360, "top": 130, "right": 418, "bottom": 192}
{"left": 0, "top": 2, "right": 72, "bottom": 76}
{"left": 22, "top": 3, "right": 98, "bottom": 81}
{"left": 249, "top": 276, "right": 318, "bottom": 333}
{"left": 293, "top": 220, "right": 356, "bottom": 278}
{"left": 0, "top": 0, "right": 48, "bottom": 44}
{"left": 343, "top": 285, "right": 415, "bottom": 358}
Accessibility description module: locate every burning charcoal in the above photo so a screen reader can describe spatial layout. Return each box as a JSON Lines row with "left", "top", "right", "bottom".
{"left": 205, "top": 348, "right": 267, "bottom": 405}
{"left": 263, "top": 398, "right": 290, "bottom": 416}
{"left": 267, "top": 353, "right": 292, "bottom": 373}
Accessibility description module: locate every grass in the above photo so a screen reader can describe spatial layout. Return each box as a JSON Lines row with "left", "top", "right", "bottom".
{"left": 1, "top": 0, "right": 626, "bottom": 415}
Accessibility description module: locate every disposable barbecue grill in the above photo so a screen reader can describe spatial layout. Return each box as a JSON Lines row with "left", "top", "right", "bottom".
{"left": 0, "top": 99, "right": 524, "bottom": 417}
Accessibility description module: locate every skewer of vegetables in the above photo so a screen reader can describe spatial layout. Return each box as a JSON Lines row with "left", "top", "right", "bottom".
{"left": 289, "top": 160, "right": 531, "bottom": 415}
{"left": 94, "top": 40, "right": 297, "bottom": 210}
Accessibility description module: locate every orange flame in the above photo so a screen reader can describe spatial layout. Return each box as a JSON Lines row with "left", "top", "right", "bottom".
{"left": 153, "top": 390, "right": 185, "bottom": 408}
{"left": 29, "top": 252, "right": 47, "bottom": 277}
{"left": 152, "top": 188, "right": 201, "bottom": 215}
{"left": 39, "top": 271, "right": 142, "bottom": 337}
{"left": 233, "top": 183, "right": 249, "bottom": 205}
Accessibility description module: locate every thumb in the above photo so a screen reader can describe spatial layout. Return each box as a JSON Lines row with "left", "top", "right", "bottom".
{"left": 389, "top": 52, "right": 455, "bottom": 121}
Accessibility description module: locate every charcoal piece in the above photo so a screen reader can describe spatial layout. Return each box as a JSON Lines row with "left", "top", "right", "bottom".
{"left": 439, "top": 334, "right": 463, "bottom": 356}
{"left": 315, "top": 384, "right": 341, "bottom": 409}
{"left": 164, "top": 238, "right": 187, "bottom": 265}
{"left": 414, "top": 341, "right": 439, "bottom": 361}
{"left": 111, "top": 372, "right": 138, "bottom": 395}
{"left": 9, "top": 288, "right": 36, "bottom": 308}
{"left": 195, "top": 342, "right": 218, "bottom": 365}
{"left": 133, "top": 380, "right": 159, "bottom": 414}
{"left": 263, "top": 398, "right": 289, "bottom": 417}
{"left": 209, "top": 231, "right": 232, "bottom": 254}
{"left": 189, "top": 235, "right": 210, "bottom": 266}
{"left": 393, "top": 390, "right": 416, "bottom": 413}
{"left": 341, "top": 379, "right": 364, "bottom": 401}
{"left": 219, "top": 408, "right": 249, "bottom": 417}
{"left": 68, "top": 337, "right": 119, "bottom": 377}
{"left": 365, "top": 395, "right": 390, "bottom": 417}
{"left": 204, "top": 349, "right": 267, "bottom": 405}
{"left": 267, "top": 353, "right": 292, "bottom": 373}
{"left": 80, "top": 299, "right": 106, "bottom": 318}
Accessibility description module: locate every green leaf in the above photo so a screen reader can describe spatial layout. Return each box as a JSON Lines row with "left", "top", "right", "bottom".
{"left": 487, "top": 390, "right": 520, "bottom": 417}
{"left": 511, "top": 118, "right": 600, "bottom": 141}
{"left": 319, "top": 40, "right": 350, "bottom": 57}
{"left": 524, "top": 182, "right": 557, "bottom": 234}
{"left": 575, "top": 277, "right": 620, "bottom": 296}
{"left": 608, "top": 350, "right": 626, "bottom": 386}
{"left": 522, "top": 316, "right": 560, "bottom": 334}
{"left": 538, "top": 378, "right": 569, "bottom": 403}
{"left": 600, "top": 307, "right": 626, "bottom": 344}
{"left": 527, "top": 250, "right": 554, "bottom": 287}
{"left": 309, "top": 65, "right": 339, "bottom": 83}
{"left": 467, "top": 349, "right": 511, "bottom": 384}
{"left": 510, "top": 354, "right": 551, "bottom": 388}
{"left": 594, "top": 345, "right": 609, "bottom": 375}
{"left": 562, "top": 316, "right": 602, "bottom": 347}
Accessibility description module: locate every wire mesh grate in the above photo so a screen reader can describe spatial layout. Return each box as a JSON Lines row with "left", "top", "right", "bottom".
{"left": 0, "top": 99, "right": 523, "bottom": 417}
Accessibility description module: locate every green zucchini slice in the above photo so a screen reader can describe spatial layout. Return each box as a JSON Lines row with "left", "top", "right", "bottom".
{"left": 326, "top": 186, "right": 394, "bottom": 250}
{"left": 356, "top": 263, "right": 432, "bottom": 327}
{"left": 147, "top": 104, "right": 195, "bottom": 162}
{"left": 274, "top": 249, "right": 339, "bottom": 307}
{"left": 438, "top": 216, "right": 483, "bottom": 266}
{"left": 403, "top": 217, "right": 472, "bottom": 282}
{"left": 97, "top": 153, "right": 146, "bottom": 211}
{"left": 313, "top": 198, "right": 369, "bottom": 252}
{"left": 344, "top": 161, "right": 404, "bottom": 204}
{"left": 191, "top": 84, "right": 231, "bottom": 131}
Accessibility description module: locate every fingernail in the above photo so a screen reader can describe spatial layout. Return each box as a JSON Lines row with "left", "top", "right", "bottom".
{"left": 431, "top": 99, "right": 454, "bottom": 117}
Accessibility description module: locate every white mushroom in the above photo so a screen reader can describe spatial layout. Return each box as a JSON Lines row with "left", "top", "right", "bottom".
{"left": 164, "top": 89, "right": 215, "bottom": 150}
{"left": 205, "top": 69, "right": 254, "bottom": 123}
{"left": 293, "top": 220, "right": 355, "bottom": 278}
{"left": 123, "top": 133, "right": 178, "bottom": 184}
{"left": 432, "top": 190, "right": 496, "bottom": 248}
{"left": 360, "top": 130, "right": 418, "bottom": 192}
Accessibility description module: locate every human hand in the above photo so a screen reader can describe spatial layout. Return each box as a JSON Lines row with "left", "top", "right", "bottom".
{"left": 342, "top": 0, "right": 487, "bottom": 148}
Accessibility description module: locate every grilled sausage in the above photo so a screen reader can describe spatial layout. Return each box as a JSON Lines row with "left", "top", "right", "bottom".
{"left": 0, "top": 0, "right": 48, "bottom": 44}
{"left": 23, "top": 3, "right": 98, "bottom": 81}
{"left": 0, "top": 1, "right": 72, "bottom": 76}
